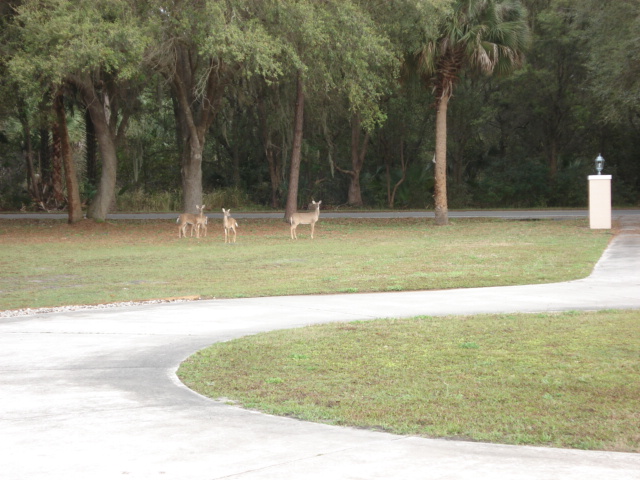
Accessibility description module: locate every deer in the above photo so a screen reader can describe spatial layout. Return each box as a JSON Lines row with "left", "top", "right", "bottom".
{"left": 290, "top": 200, "right": 321, "bottom": 239}
{"left": 195, "top": 213, "right": 208, "bottom": 238}
{"left": 177, "top": 205, "right": 206, "bottom": 238}
{"left": 222, "top": 208, "right": 238, "bottom": 243}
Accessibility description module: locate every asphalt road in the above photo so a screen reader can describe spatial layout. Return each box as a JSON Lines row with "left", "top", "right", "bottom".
{"left": 5, "top": 208, "right": 640, "bottom": 220}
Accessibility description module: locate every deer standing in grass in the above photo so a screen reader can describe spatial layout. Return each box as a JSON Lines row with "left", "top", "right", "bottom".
{"left": 177, "top": 205, "right": 207, "bottom": 238}
{"left": 290, "top": 200, "right": 321, "bottom": 239}
{"left": 222, "top": 208, "right": 238, "bottom": 243}
{"left": 195, "top": 213, "right": 208, "bottom": 238}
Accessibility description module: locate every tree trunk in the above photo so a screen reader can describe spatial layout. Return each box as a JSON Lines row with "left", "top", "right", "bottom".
{"left": 348, "top": 114, "right": 367, "bottom": 206}
{"left": 16, "top": 101, "right": 43, "bottom": 206}
{"left": 434, "top": 92, "right": 450, "bottom": 226}
{"left": 173, "top": 76, "right": 204, "bottom": 214}
{"left": 390, "top": 137, "right": 407, "bottom": 209}
{"left": 382, "top": 136, "right": 392, "bottom": 206}
{"left": 181, "top": 138, "right": 204, "bottom": 213}
{"left": 68, "top": 75, "right": 120, "bottom": 221}
{"left": 23, "top": 122, "right": 43, "bottom": 206}
{"left": 54, "top": 90, "right": 83, "bottom": 224}
{"left": 169, "top": 54, "right": 224, "bottom": 213}
{"left": 85, "top": 108, "right": 98, "bottom": 187}
{"left": 284, "top": 72, "right": 305, "bottom": 221}
{"left": 82, "top": 87, "right": 118, "bottom": 221}
{"left": 50, "top": 125, "right": 65, "bottom": 206}
{"left": 337, "top": 114, "right": 368, "bottom": 206}
{"left": 347, "top": 175, "right": 363, "bottom": 206}
{"left": 39, "top": 128, "right": 56, "bottom": 207}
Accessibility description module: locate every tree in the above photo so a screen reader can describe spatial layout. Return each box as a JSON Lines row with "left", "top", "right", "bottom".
{"left": 335, "top": 113, "right": 370, "bottom": 206}
{"left": 73, "top": 72, "right": 137, "bottom": 220}
{"left": 7, "top": 0, "right": 149, "bottom": 220}
{"left": 272, "top": 0, "right": 334, "bottom": 220}
{"left": 414, "top": 0, "right": 530, "bottom": 224}
{"left": 256, "top": 83, "right": 286, "bottom": 208}
{"left": 145, "top": 0, "right": 285, "bottom": 213}
{"left": 272, "top": 0, "right": 399, "bottom": 218}
{"left": 15, "top": 98, "right": 44, "bottom": 208}
{"left": 53, "top": 88, "right": 83, "bottom": 223}
{"left": 578, "top": 0, "right": 640, "bottom": 126}
{"left": 285, "top": 70, "right": 306, "bottom": 219}
{"left": 521, "top": 4, "right": 589, "bottom": 183}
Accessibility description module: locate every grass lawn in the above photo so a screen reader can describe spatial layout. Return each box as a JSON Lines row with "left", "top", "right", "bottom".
{"left": 178, "top": 310, "right": 640, "bottom": 452}
{"left": 0, "top": 217, "right": 611, "bottom": 310}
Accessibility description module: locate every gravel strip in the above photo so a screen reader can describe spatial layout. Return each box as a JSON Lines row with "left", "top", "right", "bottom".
{"left": 0, "top": 298, "right": 198, "bottom": 318}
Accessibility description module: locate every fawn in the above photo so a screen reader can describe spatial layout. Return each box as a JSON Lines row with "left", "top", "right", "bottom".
{"left": 222, "top": 208, "right": 238, "bottom": 243}
{"left": 195, "top": 214, "right": 208, "bottom": 238}
{"left": 290, "top": 200, "right": 321, "bottom": 239}
{"left": 177, "top": 205, "right": 207, "bottom": 238}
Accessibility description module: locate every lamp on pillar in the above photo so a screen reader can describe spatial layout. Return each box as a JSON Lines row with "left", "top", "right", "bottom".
{"left": 595, "top": 154, "right": 605, "bottom": 175}
{"left": 589, "top": 154, "right": 611, "bottom": 229}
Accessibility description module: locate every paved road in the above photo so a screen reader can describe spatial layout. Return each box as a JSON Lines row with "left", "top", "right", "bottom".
{"left": 2, "top": 208, "right": 640, "bottom": 220}
{"left": 1, "top": 212, "right": 639, "bottom": 479}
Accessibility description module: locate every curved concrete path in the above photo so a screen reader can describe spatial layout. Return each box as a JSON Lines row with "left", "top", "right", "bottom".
{"left": 1, "top": 215, "right": 639, "bottom": 479}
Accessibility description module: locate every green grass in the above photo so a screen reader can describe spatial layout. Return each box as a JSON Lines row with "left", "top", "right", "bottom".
{"left": 178, "top": 310, "right": 640, "bottom": 452}
{"left": 0, "top": 218, "right": 611, "bottom": 310}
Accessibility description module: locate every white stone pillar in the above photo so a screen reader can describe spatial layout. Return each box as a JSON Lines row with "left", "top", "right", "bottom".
{"left": 588, "top": 175, "right": 612, "bottom": 229}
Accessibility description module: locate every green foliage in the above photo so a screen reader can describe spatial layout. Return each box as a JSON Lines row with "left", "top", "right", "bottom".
{"left": 8, "top": 0, "right": 149, "bottom": 93}
{"left": 578, "top": 0, "right": 640, "bottom": 124}
{"left": 0, "top": 0, "right": 639, "bottom": 212}
{"left": 415, "top": 0, "right": 531, "bottom": 82}
{"left": 117, "top": 80, "right": 182, "bottom": 192}
{"left": 0, "top": 150, "right": 30, "bottom": 210}
{"left": 116, "top": 189, "right": 181, "bottom": 212}
{"left": 202, "top": 188, "right": 252, "bottom": 210}
{"left": 474, "top": 156, "right": 550, "bottom": 207}
{"left": 115, "top": 187, "right": 254, "bottom": 211}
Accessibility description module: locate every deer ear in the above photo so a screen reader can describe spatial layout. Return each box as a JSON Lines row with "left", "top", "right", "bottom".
{"left": 222, "top": 208, "right": 225, "bottom": 213}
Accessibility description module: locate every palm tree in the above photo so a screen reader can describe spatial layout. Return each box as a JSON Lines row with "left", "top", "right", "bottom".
{"left": 416, "top": 0, "right": 530, "bottom": 225}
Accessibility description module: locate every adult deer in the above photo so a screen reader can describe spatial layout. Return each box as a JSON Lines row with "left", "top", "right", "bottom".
{"left": 222, "top": 208, "right": 238, "bottom": 243}
{"left": 177, "top": 205, "right": 206, "bottom": 238}
{"left": 290, "top": 200, "right": 321, "bottom": 239}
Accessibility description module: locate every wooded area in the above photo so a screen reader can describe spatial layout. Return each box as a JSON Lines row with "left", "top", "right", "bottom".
{"left": 1, "top": 0, "right": 638, "bottom": 224}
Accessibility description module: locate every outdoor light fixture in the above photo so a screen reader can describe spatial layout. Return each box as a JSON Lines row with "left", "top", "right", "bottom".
{"left": 595, "top": 154, "right": 605, "bottom": 175}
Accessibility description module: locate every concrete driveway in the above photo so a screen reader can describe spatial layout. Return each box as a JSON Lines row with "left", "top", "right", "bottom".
{"left": 1, "top": 213, "right": 639, "bottom": 479}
